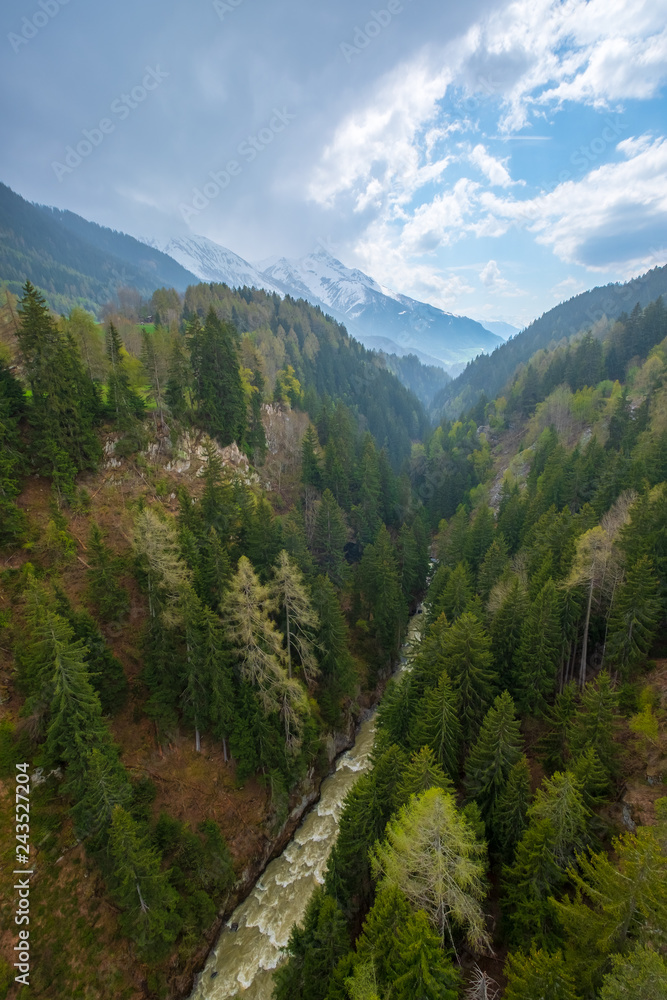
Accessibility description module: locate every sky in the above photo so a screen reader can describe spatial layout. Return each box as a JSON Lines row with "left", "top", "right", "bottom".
{"left": 2, "top": 0, "right": 667, "bottom": 328}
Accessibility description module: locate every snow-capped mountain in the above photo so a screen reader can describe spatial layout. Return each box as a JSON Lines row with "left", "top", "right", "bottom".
{"left": 260, "top": 249, "right": 503, "bottom": 367}
{"left": 141, "top": 234, "right": 283, "bottom": 295}
{"left": 140, "top": 234, "right": 503, "bottom": 369}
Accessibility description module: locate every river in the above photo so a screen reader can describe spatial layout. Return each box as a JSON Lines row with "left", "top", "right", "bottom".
{"left": 189, "top": 615, "right": 422, "bottom": 1000}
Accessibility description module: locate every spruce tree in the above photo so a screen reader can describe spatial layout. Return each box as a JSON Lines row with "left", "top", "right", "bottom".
{"left": 189, "top": 308, "right": 246, "bottom": 446}
{"left": 388, "top": 909, "right": 462, "bottom": 1000}
{"left": 301, "top": 424, "right": 322, "bottom": 489}
{"left": 568, "top": 671, "right": 619, "bottom": 778}
{"left": 311, "top": 574, "right": 355, "bottom": 724}
{"left": 17, "top": 281, "right": 100, "bottom": 487}
{"left": 358, "top": 526, "right": 408, "bottom": 662}
{"left": 412, "top": 670, "right": 461, "bottom": 781}
{"left": 442, "top": 611, "right": 496, "bottom": 742}
{"left": 606, "top": 555, "right": 662, "bottom": 674}
{"left": 504, "top": 947, "right": 581, "bottom": 1000}
{"left": 492, "top": 755, "right": 532, "bottom": 861}
{"left": 434, "top": 561, "right": 473, "bottom": 622}
{"left": 552, "top": 827, "right": 667, "bottom": 994}
{"left": 165, "top": 333, "right": 191, "bottom": 418}
{"left": 600, "top": 947, "right": 667, "bottom": 1000}
{"left": 313, "top": 489, "right": 347, "bottom": 584}
{"left": 108, "top": 805, "right": 181, "bottom": 955}
{"left": 465, "top": 690, "right": 523, "bottom": 822}
{"left": 105, "top": 321, "right": 144, "bottom": 425}
{"left": 397, "top": 746, "right": 453, "bottom": 804}
{"left": 514, "top": 579, "right": 561, "bottom": 715}
{"left": 353, "top": 883, "right": 412, "bottom": 988}
{"left": 477, "top": 536, "right": 509, "bottom": 601}
{"left": 491, "top": 577, "right": 528, "bottom": 692}
{"left": 86, "top": 522, "right": 129, "bottom": 622}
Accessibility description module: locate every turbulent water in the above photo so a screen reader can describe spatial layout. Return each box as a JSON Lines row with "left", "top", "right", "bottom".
{"left": 189, "top": 618, "right": 421, "bottom": 1000}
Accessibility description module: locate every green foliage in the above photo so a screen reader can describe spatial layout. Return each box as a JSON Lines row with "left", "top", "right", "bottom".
{"left": 272, "top": 886, "right": 349, "bottom": 1000}
{"left": 86, "top": 522, "right": 130, "bottom": 622}
{"left": 108, "top": 806, "right": 181, "bottom": 957}
{"left": 552, "top": 827, "right": 667, "bottom": 993}
{"left": 188, "top": 308, "right": 246, "bottom": 446}
{"left": 504, "top": 947, "right": 580, "bottom": 1000}
{"left": 599, "top": 946, "right": 667, "bottom": 1000}
{"left": 607, "top": 555, "right": 662, "bottom": 674}
{"left": 412, "top": 670, "right": 461, "bottom": 781}
{"left": 465, "top": 690, "right": 523, "bottom": 823}
{"left": 370, "top": 787, "right": 490, "bottom": 952}
{"left": 442, "top": 612, "right": 496, "bottom": 742}
{"left": 492, "top": 755, "right": 532, "bottom": 860}
{"left": 514, "top": 579, "right": 561, "bottom": 714}
{"left": 313, "top": 489, "right": 348, "bottom": 584}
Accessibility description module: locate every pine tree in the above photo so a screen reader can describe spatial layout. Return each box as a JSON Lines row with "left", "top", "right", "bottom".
{"left": 491, "top": 577, "right": 528, "bottom": 692}
{"left": 301, "top": 424, "right": 322, "bottom": 489}
{"left": 86, "top": 522, "right": 129, "bottom": 622}
{"left": 165, "top": 333, "right": 191, "bottom": 418}
{"left": 492, "top": 755, "right": 531, "bottom": 861}
{"left": 397, "top": 746, "right": 453, "bottom": 804}
{"left": 0, "top": 358, "right": 27, "bottom": 546}
{"left": 606, "top": 556, "right": 662, "bottom": 674}
{"left": 17, "top": 281, "right": 100, "bottom": 487}
{"left": 504, "top": 947, "right": 580, "bottom": 1000}
{"left": 442, "top": 612, "right": 496, "bottom": 742}
{"left": 313, "top": 489, "right": 347, "bottom": 584}
{"left": 245, "top": 496, "right": 283, "bottom": 580}
{"left": 140, "top": 326, "right": 168, "bottom": 423}
{"left": 465, "top": 504, "right": 495, "bottom": 575}
{"left": 600, "top": 946, "right": 667, "bottom": 1000}
{"left": 73, "top": 746, "right": 132, "bottom": 839}
{"left": 514, "top": 580, "right": 561, "bottom": 715}
{"left": 189, "top": 308, "right": 246, "bottom": 446}
{"left": 355, "top": 433, "right": 382, "bottom": 546}
{"left": 568, "top": 671, "right": 619, "bottom": 777}
{"left": 412, "top": 670, "right": 461, "bottom": 781}
{"left": 465, "top": 690, "right": 523, "bottom": 822}
{"left": 105, "top": 321, "right": 144, "bottom": 425}
{"left": 371, "top": 787, "right": 490, "bottom": 954}
{"left": 529, "top": 770, "right": 590, "bottom": 866}
{"left": 552, "top": 827, "right": 667, "bottom": 993}
{"left": 388, "top": 909, "right": 462, "bottom": 1000}
{"left": 358, "top": 526, "right": 408, "bottom": 662}
{"left": 108, "top": 805, "right": 181, "bottom": 955}
{"left": 477, "top": 537, "right": 509, "bottom": 601}
{"left": 271, "top": 550, "right": 320, "bottom": 682}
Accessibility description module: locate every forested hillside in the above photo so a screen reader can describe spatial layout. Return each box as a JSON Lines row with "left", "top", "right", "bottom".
{"left": 435, "top": 263, "right": 667, "bottom": 418}
{"left": 0, "top": 275, "right": 666, "bottom": 1000}
{"left": 0, "top": 281, "right": 429, "bottom": 998}
{"left": 0, "top": 184, "right": 199, "bottom": 315}
{"left": 274, "top": 294, "right": 667, "bottom": 999}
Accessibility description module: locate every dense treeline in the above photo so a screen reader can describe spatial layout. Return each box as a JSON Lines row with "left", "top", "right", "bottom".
{"left": 273, "top": 296, "right": 667, "bottom": 999}
{"left": 434, "top": 264, "right": 667, "bottom": 418}
{"left": 0, "top": 281, "right": 428, "bottom": 983}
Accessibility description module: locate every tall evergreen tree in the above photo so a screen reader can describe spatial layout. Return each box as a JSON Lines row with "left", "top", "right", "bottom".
{"left": 465, "top": 690, "right": 523, "bottom": 823}
{"left": 412, "top": 670, "right": 461, "bottom": 781}
{"left": 606, "top": 555, "right": 662, "bottom": 673}
{"left": 108, "top": 805, "right": 181, "bottom": 956}
{"left": 504, "top": 947, "right": 581, "bottom": 1000}
{"left": 492, "top": 755, "right": 532, "bottom": 861}
{"left": 86, "top": 522, "right": 129, "bottom": 622}
{"left": 313, "top": 489, "right": 347, "bottom": 584}
{"left": 17, "top": 281, "right": 100, "bottom": 487}
{"left": 188, "top": 308, "right": 246, "bottom": 446}
{"left": 514, "top": 579, "right": 561, "bottom": 714}
{"left": 442, "top": 612, "right": 496, "bottom": 742}
{"left": 105, "top": 321, "right": 144, "bottom": 425}
{"left": 271, "top": 550, "right": 320, "bottom": 682}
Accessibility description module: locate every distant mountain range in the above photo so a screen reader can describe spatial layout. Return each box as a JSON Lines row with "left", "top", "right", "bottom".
{"left": 145, "top": 234, "right": 504, "bottom": 370}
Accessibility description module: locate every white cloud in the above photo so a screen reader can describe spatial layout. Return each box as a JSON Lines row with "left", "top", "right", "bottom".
{"left": 476, "top": 134, "right": 667, "bottom": 272}
{"left": 480, "top": 259, "right": 502, "bottom": 286}
{"left": 468, "top": 144, "right": 518, "bottom": 186}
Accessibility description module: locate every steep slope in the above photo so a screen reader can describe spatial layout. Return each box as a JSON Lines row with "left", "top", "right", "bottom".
{"left": 0, "top": 183, "right": 199, "bottom": 314}
{"left": 435, "top": 263, "right": 667, "bottom": 418}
